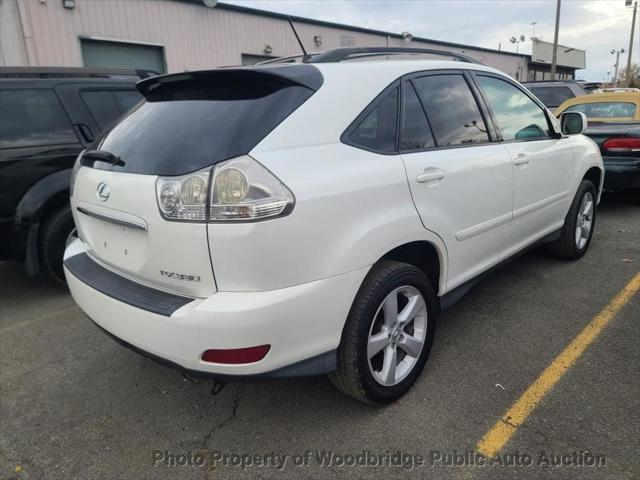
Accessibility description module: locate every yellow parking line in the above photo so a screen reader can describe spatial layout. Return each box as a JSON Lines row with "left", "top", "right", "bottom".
{"left": 476, "top": 272, "right": 640, "bottom": 458}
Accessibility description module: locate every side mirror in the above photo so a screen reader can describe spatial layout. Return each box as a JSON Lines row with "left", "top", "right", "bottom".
{"left": 559, "top": 112, "right": 587, "bottom": 135}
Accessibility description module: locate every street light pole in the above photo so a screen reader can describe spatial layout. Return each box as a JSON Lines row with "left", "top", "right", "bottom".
{"left": 612, "top": 49, "right": 625, "bottom": 87}
{"left": 626, "top": 1, "right": 638, "bottom": 86}
{"left": 550, "top": 0, "right": 562, "bottom": 80}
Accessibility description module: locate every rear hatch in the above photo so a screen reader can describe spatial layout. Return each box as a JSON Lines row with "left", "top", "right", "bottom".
{"left": 70, "top": 65, "right": 322, "bottom": 298}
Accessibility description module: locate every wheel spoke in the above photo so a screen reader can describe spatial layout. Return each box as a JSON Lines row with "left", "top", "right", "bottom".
{"left": 582, "top": 199, "right": 593, "bottom": 217}
{"left": 367, "top": 331, "right": 388, "bottom": 359}
{"left": 380, "top": 346, "right": 397, "bottom": 385}
{"left": 397, "top": 294, "right": 424, "bottom": 326}
{"left": 397, "top": 333, "right": 422, "bottom": 357}
{"left": 382, "top": 293, "right": 398, "bottom": 327}
{"left": 575, "top": 225, "right": 582, "bottom": 242}
{"left": 581, "top": 225, "right": 589, "bottom": 239}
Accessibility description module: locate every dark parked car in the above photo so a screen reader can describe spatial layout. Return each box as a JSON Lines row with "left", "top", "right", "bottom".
{"left": 522, "top": 80, "right": 589, "bottom": 109}
{"left": 578, "top": 123, "right": 640, "bottom": 192}
{"left": 0, "top": 67, "right": 148, "bottom": 283}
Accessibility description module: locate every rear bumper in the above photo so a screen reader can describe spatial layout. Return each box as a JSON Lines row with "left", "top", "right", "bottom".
{"left": 603, "top": 157, "right": 640, "bottom": 191}
{"left": 63, "top": 239, "right": 367, "bottom": 378}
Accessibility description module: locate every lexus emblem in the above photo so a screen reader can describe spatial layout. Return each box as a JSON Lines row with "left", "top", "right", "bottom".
{"left": 96, "top": 182, "right": 110, "bottom": 202}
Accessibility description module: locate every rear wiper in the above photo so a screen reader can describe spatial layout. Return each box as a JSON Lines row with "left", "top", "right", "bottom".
{"left": 81, "top": 150, "right": 125, "bottom": 167}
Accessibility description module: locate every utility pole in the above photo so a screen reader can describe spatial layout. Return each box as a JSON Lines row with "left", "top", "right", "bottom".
{"left": 626, "top": 1, "right": 638, "bottom": 86}
{"left": 550, "top": 0, "right": 562, "bottom": 80}
{"left": 612, "top": 49, "right": 625, "bottom": 87}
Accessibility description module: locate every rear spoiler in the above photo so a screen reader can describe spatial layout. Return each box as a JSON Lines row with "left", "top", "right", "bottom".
{"left": 136, "top": 65, "right": 323, "bottom": 99}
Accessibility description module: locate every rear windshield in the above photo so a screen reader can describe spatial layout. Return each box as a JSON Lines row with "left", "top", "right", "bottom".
{"left": 565, "top": 101, "right": 637, "bottom": 120}
{"left": 97, "top": 70, "right": 320, "bottom": 175}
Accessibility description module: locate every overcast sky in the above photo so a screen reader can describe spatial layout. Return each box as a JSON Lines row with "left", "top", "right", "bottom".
{"left": 226, "top": 0, "right": 639, "bottom": 82}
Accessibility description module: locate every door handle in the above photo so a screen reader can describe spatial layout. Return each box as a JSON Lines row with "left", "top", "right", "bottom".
{"left": 416, "top": 168, "right": 446, "bottom": 184}
{"left": 513, "top": 154, "right": 530, "bottom": 167}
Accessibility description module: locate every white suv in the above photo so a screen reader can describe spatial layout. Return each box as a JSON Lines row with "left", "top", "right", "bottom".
{"left": 64, "top": 48, "right": 603, "bottom": 404}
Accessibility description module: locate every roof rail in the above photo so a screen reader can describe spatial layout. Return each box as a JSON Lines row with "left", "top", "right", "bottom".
{"left": 307, "top": 47, "right": 482, "bottom": 65}
{"left": 521, "top": 79, "right": 579, "bottom": 84}
{"left": 0, "top": 66, "right": 157, "bottom": 79}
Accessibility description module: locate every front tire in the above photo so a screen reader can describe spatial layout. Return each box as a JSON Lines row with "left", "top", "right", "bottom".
{"left": 547, "top": 179, "right": 597, "bottom": 260}
{"left": 329, "top": 261, "right": 436, "bottom": 405}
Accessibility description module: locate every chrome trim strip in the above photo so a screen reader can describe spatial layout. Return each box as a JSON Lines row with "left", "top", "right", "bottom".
{"left": 513, "top": 191, "right": 569, "bottom": 220}
{"left": 77, "top": 206, "right": 148, "bottom": 231}
{"left": 455, "top": 212, "right": 512, "bottom": 241}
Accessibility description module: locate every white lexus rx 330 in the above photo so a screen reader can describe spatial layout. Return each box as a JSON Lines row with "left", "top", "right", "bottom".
{"left": 65, "top": 48, "right": 603, "bottom": 404}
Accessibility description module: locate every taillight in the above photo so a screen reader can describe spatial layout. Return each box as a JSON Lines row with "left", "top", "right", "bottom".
{"left": 201, "top": 345, "right": 270, "bottom": 364}
{"left": 210, "top": 156, "right": 294, "bottom": 222}
{"left": 69, "top": 149, "right": 85, "bottom": 197}
{"left": 156, "top": 169, "right": 210, "bottom": 222}
{"left": 602, "top": 137, "right": 640, "bottom": 153}
{"left": 155, "top": 155, "right": 294, "bottom": 223}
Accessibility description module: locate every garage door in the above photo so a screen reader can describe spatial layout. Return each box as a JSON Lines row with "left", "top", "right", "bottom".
{"left": 81, "top": 39, "right": 165, "bottom": 74}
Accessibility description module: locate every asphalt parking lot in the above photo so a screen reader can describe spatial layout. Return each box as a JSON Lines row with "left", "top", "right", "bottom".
{"left": 1, "top": 192, "right": 638, "bottom": 480}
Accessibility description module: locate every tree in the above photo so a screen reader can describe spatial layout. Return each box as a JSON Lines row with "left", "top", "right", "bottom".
{"left": 615, "top": 63, "right": 640, "bottom": 87}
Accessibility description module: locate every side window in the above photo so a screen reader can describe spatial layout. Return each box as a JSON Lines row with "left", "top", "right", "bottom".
{"left": 400, "top": 82, "right": 435, "bottom": 151}
{"left": 0, "top": 89, "right": 77, "bottom": 149}
{"left": 81, "top": 91, "right": 122, "bottom": 132}
{"left": 347, "top": 87, "right": 398, "bottom": 153}
{"left": 114, "top": 90, "right": 142, "bottom": 113}
{"left": 478, "top": 76, "right": 551, "bottom": 141}
{"left": 412, "top": 75, "right": 489, "bottom": 146}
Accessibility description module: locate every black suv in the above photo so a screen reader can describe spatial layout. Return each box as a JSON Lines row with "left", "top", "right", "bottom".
{"left": 0, "top": 67, "right": 148, "bottom": 283}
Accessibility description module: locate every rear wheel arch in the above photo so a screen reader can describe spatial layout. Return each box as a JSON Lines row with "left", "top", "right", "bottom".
{"left": 15, "top": 170, "right": 73, "bottom": 280}
{"left": 15, "top": 169, "right": 72, "bottom": 222}
{"left": 35, "top": 189, "right": 71, "bottom": 222}
{"left": 377, "top": 241, "right": 444, "bottom": 296}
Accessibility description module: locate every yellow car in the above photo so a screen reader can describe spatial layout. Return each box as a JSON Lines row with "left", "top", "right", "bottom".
{"left": 556, "top": 92, "right": 640, "bottom": 192}
{"left": 554, "top": 91, "right": 640, "bottom": 123}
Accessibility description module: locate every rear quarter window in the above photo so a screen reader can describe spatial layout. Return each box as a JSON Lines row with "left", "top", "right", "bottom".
{"left": 81, "top": 90, "right": 143, "bottom": 132}
{"left": 114, "top": 90, "right": 142, "bottom": 111}
{"left": 0, "top": 89, "right": 77, "bottom": 149}
{"left": 81, "top": 91, "right": 122, "bottom": 131}
{"left": 345, "top": 87, "right": 399, "bottom": 153}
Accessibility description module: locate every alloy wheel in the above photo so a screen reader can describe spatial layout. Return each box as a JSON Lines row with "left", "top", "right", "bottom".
{"left": 575, "top": 191, "right": 593, "bottom": 249}
{"left": 367, "top": 285, "right": 428, "bottom": 387}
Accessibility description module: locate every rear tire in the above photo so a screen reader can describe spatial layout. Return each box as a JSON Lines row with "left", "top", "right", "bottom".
{"left": 39, "top": 206, "right": 75, "bottom": 285}
{"left": 547, "top": 179, "right": 597, "bottom": 260}
{"left": 329, "top": 261, "right": 436, "bottom": 405}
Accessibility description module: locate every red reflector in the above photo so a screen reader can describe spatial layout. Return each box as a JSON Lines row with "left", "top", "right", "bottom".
{"left": 202, "top": 345, "right": 270, "bottom": 364}
{"left": 602, "top": 137, "right": 640, "bottom": 152}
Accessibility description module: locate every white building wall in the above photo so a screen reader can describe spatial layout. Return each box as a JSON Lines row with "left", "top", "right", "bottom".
{"left": 531, "top": 38, "right": 586, "bottom": 69}
{"left": 0, "top": 0, "right": 29, "bottom": 66}
{"left": 0, "top": 0, "right": 528, "bottom": 79}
